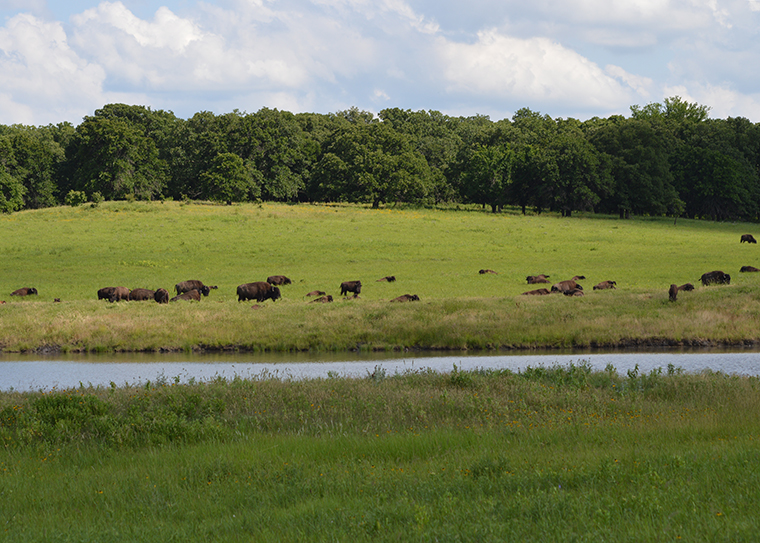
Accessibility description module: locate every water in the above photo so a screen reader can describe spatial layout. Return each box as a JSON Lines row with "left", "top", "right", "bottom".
{"left": 2, "top": 348, "right": 760, "bottom": 391}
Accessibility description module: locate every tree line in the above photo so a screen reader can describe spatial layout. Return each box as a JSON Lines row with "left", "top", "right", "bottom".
{"left": 1, "top": 97, "right": 759, "bottom": 221}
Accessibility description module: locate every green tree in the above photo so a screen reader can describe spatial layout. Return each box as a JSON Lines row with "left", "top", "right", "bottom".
{"left": 199, "top": 152, "right": 260, "bottom": 204}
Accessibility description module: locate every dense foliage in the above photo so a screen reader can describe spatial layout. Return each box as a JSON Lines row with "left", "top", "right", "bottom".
{"left": 2, "top": 97, "right": 759, "bottom": 220}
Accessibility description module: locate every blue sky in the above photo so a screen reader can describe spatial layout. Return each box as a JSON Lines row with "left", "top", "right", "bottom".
{"left": 2, "top": 0, "right": 760, "bottom": 125}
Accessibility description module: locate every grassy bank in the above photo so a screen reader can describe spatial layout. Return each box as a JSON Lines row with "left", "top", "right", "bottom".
{"left": 1, "top": 201, "right": 760, "bottom": 352}
{"left": 2, "top": 366, "right": 760, "bottom": 541}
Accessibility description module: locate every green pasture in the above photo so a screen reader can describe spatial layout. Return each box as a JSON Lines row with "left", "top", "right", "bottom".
{"left": 1, "top": 201, "right": 760, "bottom": 351}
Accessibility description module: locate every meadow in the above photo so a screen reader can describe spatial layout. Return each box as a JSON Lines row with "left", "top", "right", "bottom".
{"left": 1, "top": 200, "right": 760, "bottom": 352}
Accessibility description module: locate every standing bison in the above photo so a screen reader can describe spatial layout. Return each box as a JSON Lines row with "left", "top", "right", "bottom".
{"left": 267, "top": 275, "right": 292, "bottom": 286}
{"left": 108, "top": 287, "right": 130, "bottom": 302}
{"left": 237, "top": 282, "right": 281, "bottom": 302}
{"left": 171, "top": 289, "right": 201, "bottom": 302}
{"left": 340, "top": 281, "right": 362, "bottom": 297}
{"left": 97, "top": 287, "right": 116, "bottom": 300}
{"left": 11, "top": 287, "right": 38, "bottom": 296}
{"left": 175, "top": 280, "right": 216, "bottom": 297}
{"left": 154, "top": 288, "right": 170, "bottom": 304}
{"left": 741, "top": 234, "right": 757, "bottom": 243}
{"left": 128, "top": 288, "right": 155, "bottom": 301}
{"left": 700, "top": 271, "right": 731, "bottom": 286}
{"left": 669, "top": 284, "right": 678, "bottom": 302}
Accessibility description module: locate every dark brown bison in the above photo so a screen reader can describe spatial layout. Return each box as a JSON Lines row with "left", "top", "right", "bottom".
{"left": 701, "top": 271, "right": 731, "bottom": 286}
{"left": 669, "top": 284, "right": 678, "bottom": 302}
{"left": 53, "top": 298, "right": 61, "bottom": 303}
{"left": 526, "top": 274, "right": 550, "bottom": 284}
{"left": 11, "top": 287, "right": 38, "bottom": 296}
{"left": 311, "top": 295, "right": 333, "bottom": 303}
{"left": 267, "top": 275, "right": 292, "bottom": 286}
{"left": 741, "top": 266, "right": 760, "bottom": 273}
{"left": 128, "top": 288, "right": 155, "bottom": 301}
{"left": 479, "top": 269, "right": 498, "bottom": 275}
{"left": 522, "top": 288, "right": 551, "bottom": 296}
{"left": 306, "top": 290, "right": 326, "bottom": 297}
{"left": 237, "top": 282, "right": 281, "bottom": 302}
{"left": 678, "top": 283, "right": 695, "bottom": 291}
{"left": 377, "top": 276, "right": 396, "bottom": 282}
{"left": 340, "top": 281, "right": 362, "bottom": 297}
{"left": 108, "top": 287, "right": 130, "bottom": 302}
{"left": 390, "top": 294, "right": 420, "bottom": 302}
{"left": 741, "top": 234, "right": 757, "bottom": 243}
{"left": 593, "top": 281, "right": 617, "bottom": 290}
{"left": 571, "top": 275, "right": 586, "bottom": 281}
{"left": 551, "top": 280, "right": 582, "bottom": 294}
{"left": 565, "top": 289, "right": 584, "bottom": 297}
{"left": 97, "top": 287, "right": 116, "bottom": 300}
{"left": 175, "top": 280, "right": 216, "bottom": 297}
{"left": 154, "top": 288, "right": 170, "bottom": 304}
{"left": 171, "top": 289, "right": 201, "bottom": 302}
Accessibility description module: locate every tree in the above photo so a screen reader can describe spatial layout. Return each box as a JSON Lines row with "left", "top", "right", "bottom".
{"left": 463, "top": 144, "right": 513, "bottom": 212}
{"left": 199, "top": 153, "right": 261, "bottom": 204}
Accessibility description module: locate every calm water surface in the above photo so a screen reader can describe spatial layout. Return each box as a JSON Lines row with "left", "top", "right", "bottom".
{"left": 2, "top": 348, "right": 760, "bottom": 391}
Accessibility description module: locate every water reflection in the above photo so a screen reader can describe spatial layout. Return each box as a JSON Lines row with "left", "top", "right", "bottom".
{"left": 2, "top": 348, "right": 760, "bottom": 391}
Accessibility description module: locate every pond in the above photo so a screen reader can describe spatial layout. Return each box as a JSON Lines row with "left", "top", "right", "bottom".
{"left": 2, "top": 348, "right": 760, "bottom": 391}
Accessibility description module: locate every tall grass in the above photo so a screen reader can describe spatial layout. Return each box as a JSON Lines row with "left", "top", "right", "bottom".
{"left": 1, "top": 201, "right": 760, "bottom": 352}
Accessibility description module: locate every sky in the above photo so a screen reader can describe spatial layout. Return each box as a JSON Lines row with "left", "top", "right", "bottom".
{"left": 2, "top": 0, "right": 760, "bottom": 126}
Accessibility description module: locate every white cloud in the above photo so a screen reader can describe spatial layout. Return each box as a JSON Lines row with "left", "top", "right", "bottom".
{"left": 438, "top": 30, "right": 639, "bottom": 110}
{"left": 666, "top": 82, "right": 760, "bottom": 120}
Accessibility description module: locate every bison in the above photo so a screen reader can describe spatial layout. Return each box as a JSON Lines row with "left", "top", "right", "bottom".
{"left": 522, "top": 288, "right": 551, "bottom": 296}
{"left": 551, "top": 280, "right": 582, "bottom": 294}
{"left": 237, "top": 282, "right": 281, "bottom": 302}
{"left": 741, "top": 234, "right": 757, "bottom": 243}
{"left": 340, "top": 280, "right": 362, "bottom": 297}
{"left": 571, "top": 275, "right": 586, "bottom": 281}
{"left": 377, "top": 276, "right": 396, "bottom": 282}
{"left": 171, "top": 289, "right": 201, "bottom": 302}
{"left": 128, "top": 288, "right": 155, "bottom": 301}
{"left": 154, "top": 288, "right": 170, "bottom": 304}
{"left": 593, "top": 280, "right": 617, "bottom": 290}
{"left": 175, "top": 280, "right": 216, "bottom": 297}
{"left": 678, "top": 283, "right": 695, "bottom": 292}
{"left": 97, "top": 287, "right": 116, "bottom": 300}
{"left": 700, "top": 271, "right": 731, "bottom": 286}
{"left": 390, "top": 294, "right": 420, "bottom": 302}
{"left": 306, "top": 290, "right": 326, "bottom": 297}
{"left": 669, "top": 284, "right": 678, "bottom": 302}
{"left": 741, "top": 266, "right": 760, "bottom": 273}
{"left": 11, "top": 287, "right": 38, "bottom": 296}
{"left": 565, "top": 289, "right": 584, "bottom": 297}
{"left": 108, "top": 287, "right": 130, "bottom": 303}
{"left": 267, "top": 275, "right": 292, "bottom": 286}
{"left": 526, "top": 274, "right": 550, "bottom": 284}
{"left": 479, "top": 269, "right": 498, "bottom": 275}
{"left": 311, "top": 295, "right": 333, "bottom": 303}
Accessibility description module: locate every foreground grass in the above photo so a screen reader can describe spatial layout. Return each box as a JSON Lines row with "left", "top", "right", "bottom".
{"left": 2, "top": 366, "right": 760, "bottom": 541}
{"left": 2, "top": 201, "right": 760, "bottom": 352}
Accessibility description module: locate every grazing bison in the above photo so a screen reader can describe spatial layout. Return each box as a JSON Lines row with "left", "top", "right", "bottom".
{"left": 170, "top": 289, "right": 201, "bottom": 302}
{"left": 377, "top": 276, "right": 396, "bottom": 282}
{"left": 97, "top": 287, "right": 116, "bottom": 300}
{"left": 741, "top": 234, "right": 757, "bottom": 243}
{"left": 154, "top": 288, "right": 170, "bottom": 304}
{"left": 522, "top": 288, "right": 551, "bottom": 296}
{"left": 11, "top": 287, "right": 38, "bottom": 296}
{"left": 701, "top": 271, "right": 731, "bottom": 286}
{"left": 267, "top": 275, "right": 292, "bottom": 286}
{"left": 526, "top": 274, "right": 551, "bottom": 284}
{"left": 108, "top": 287, "right": 130, "bottom": 302}
{"left": 551, "top": 280, "right": 582, "bottom": 294}
{"left": 390, "top": 294, "right": 420, "bottom": 302}
{"left": 669, "top": 284, "right": 678, "bottom": 302}
{"left": 479, "top": 269, "right": 498, "bottom": 275}
{"left": 678, "top": 283, "right": 695, "bottom": 292}
{"left": 311, "top": 295, "right": 333, "bottom": 303}
{"left": 175, "top": 280, "right": 215, "bottom": 297}
{"left": 306, "top": 290, "right": 326, "bottom": 297}
{"left": 593, "top": 281, "right": 617, "bottom": 290}
{"left": 128, "top": 288, "right": 155, "bottom": 301}
{"left": 237, "top": 282, "right": 281, "bottom": 302}
{"left": 741, "top": 266, "right": 760, "bottom": 273}
{"left": 340, "top": 281, "right": 362, "bottom": 297}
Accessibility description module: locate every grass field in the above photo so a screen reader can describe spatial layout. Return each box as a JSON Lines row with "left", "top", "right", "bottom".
{"left": 1, "top": 200, "right": 760, "bottom": 352}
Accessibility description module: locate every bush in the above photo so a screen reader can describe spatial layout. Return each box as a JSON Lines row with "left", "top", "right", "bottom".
{"left": 64, "top": 190, "right": 87, "bottom": 207}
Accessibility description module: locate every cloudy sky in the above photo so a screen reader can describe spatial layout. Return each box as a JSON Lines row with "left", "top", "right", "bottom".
{"left": 2, "top": 0, "right": 760, "bottom": 126}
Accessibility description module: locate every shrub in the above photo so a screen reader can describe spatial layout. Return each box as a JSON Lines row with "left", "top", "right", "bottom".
{"left": 64, "top": 190, "right": 87, "bottom": 207}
